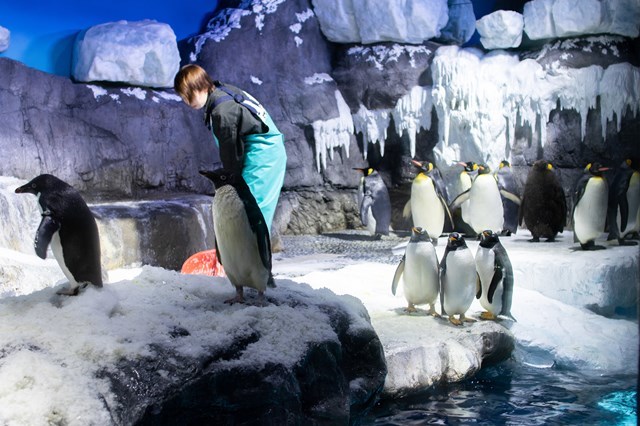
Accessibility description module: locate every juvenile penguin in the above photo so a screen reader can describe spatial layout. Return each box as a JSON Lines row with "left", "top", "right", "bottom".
{"left": 520, "top": 160, "right": 567, "bottom": 242}
{"left": 15, "top": 174, "right": 103, "bottom": 295}
{"left": 475, "top": 230, "right": 515, "bottom": 321}
{"left": 200, "top": 169, "right": 275, "bottom": 304}
{"left": 607, "top": 159, "right": 640, "bottom": 245}
{"left": 450, "top": 164, "right": 505, "bottom": 236}
{"left": 391, "top": 227, "right": 440, "bottom": 315}
{"left": 495, "top": 160, "right": 521, "bottom": 236}
{"left": 439, "top": 232, "right": 477, "bottom": 326}
{"left": 451, "top": 161, "right": 478, "bottom": 236}
{"left": 572, "top": 163, "right": 610, "bottom": 250}
{"left": 404, "top": 160, "right": 452, "bottom": 245}
{"left": 355, "top": 167, "right": 391, "bottom": 237}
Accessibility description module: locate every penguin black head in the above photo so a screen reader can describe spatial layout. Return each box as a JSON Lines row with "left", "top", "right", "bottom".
{"left": 499, "top": 160, "right": 511, "bottom": 169}
{"left": 411, "top": 160, "right": 436, "bottom": 175}
{"left": 457, "top": 161, "right": 478, "bottom": 173}
{"left": 532, "top": 160, "right": 554, "bottom": 172}
{"left": 15, "top": 174, "right": 70, "bottom": 195}
{"left": 584, "top": 162, "right": 610, "bottom": 177}
{"left": 199, "top": 169, "right": 241, "bottom": 190}
{"left": 446, "top": 232, "right": 468, "bottom": 250}
{"left": 410, "top": 227, "right": 431, "bottom": 242}
{"left": 353, "top": 167, "right": 375, "bottom": 177}
{"left": 479, "top": 230, "right": 500, "bottom": 248}
{"left": 476, "top": 164, "right": 491, "bottom": 175}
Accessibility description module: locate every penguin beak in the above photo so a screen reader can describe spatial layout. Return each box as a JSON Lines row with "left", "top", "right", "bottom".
{"left": 597, "top": 167, "right": 610, "bottom": 172}
{"left": 411, "top": 160, "right": 423, "bottom": 168}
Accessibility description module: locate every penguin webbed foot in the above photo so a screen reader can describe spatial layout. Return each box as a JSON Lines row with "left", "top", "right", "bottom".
{"left": 449, "top": 316, "right": 463, "bottom": 326}
{"left": 579, "top": 241, "right": 606, "bottom": 251}
{"left": 404, "top": 304, "right": 418, "bottom": 313}
{"left": 618, "top": 238, "right": 638, "bottom": 246}
{"left": 224, "top": 287, "right": 245, "bottom": 305}
{"left": 528, "top": 236, "right": 540, "bottom": 243}
{"left": 56, "top": 286, "right": 80, "bottom": 296}
{"left": 479, "top": 311, "right": 497, "bottom": 321}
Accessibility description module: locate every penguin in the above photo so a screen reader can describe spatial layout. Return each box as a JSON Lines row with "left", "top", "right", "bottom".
{"left": 520, "top": 160, "right": 567, "bottom": 242}
{"left": 572, "top": 163, "right": 610, "bottom": 250}
{"left": 439, "top": 232, "right": 477, "bottom": 326}
{"left": 403, "top": 160, "right": 452, "bottom": 245}
{"left": 354, "top": 167, "right": 391, "bottom": 237}
{"left": 14, "top": 174, "right": 103, "bottom": 295}
{"left": 450, "top": 161, "right": 478, "bottom": 236}
{"left": 391, "top": 227, "right": 440, "bottom": 315}
{"left": 607, "top": 159, "right": 640, "bottom": 246}
{"left": 200, "top": 169, "right": 275, "bottom": 305}
{"left": 450, "top": 164, "right": 506, "bottom": 237}
{"left": 475, "top": 230, "right": 515, "bottom": 321}
{"left": 495, "top": 160, "right": 521, "bottom": 236}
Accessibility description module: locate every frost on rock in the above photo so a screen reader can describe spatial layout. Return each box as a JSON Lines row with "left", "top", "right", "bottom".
{"left": 0, "top": 26, "right": 9, "bottom": 52}
{"left": 312, "top": 91, "right": 354, "bottom": 171}
{"left": 347, "top": 44, "right": 432, "bottom": 71}
{"left": 430, "top": 45, "right": 640, "bottom": 168}
{"left": 353, "top": 106, "right": 391, "bottom": 159}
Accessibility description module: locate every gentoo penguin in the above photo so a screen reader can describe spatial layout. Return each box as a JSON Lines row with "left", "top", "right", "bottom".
{"left": 14, "top": 174, "right": 103, "bottom": 295}
{"left": 475, "top": 230, "right": 515, "bottom": 321}
{"left": 450, "top": 164, "right": 506, "bottom": 237}
{"left": 572, "top": 163, "right": 610, "bottom": 250}
{"left": 451, "top": 161, "right": 478, "bottom": 236}
{"left": 439, "top": 232, "right": 477, "bottom": 326}
{"left": 607, "top": 159, "right": 640, "bottom": 246}
{"left": 520, "top": 160, "right": 567, "bottom": 242}
{"left": 391, "top": 227, "right": 440, "bottom": 315}
{"left": 354, "top": 167, "right": 391, "bottom": 237}
{"left": 200, "top": 169, "right": 275, "bottom": 304}
{"left": 495, "top": 160, "right": 521, "bottom": 236}
{"left": 403, "top": 160, "right": 452, "bottom": 245}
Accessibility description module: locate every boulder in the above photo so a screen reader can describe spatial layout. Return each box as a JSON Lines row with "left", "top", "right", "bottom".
{"left": 438, "top": 0, "right": 477, "bottom": 45}
{"left": 72, "top": 20, "right": 181, "bottom": 88}
{"left": 477, "top": 10, "right": 524, "bottom": 50}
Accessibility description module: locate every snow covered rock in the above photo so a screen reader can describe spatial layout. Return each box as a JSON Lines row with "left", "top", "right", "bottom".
{"left": 0, "top": 268, "right": 386, "bottom": 424}
{"left": 438, "top": 0, "right": 476, "bottom": 45}
{"left": 476, "top": 10, "right": 524, "bottom": 50}
{"left": 0, "top": 26, "right": 9, "bottom": 52}
{"left": 311, "top": 0, "right": 449, "bottom": 44}
{"left": 523, "top": 0, "right": 640, "bottom": 40}
{"left": 72, "top": 20, "right": 181, "bottom": 88}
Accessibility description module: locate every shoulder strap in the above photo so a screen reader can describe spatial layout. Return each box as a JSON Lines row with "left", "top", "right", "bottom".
{"left": 216, "top": 84, "right": 269, "bottom": 125}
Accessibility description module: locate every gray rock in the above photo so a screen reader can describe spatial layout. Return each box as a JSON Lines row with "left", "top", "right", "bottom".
{"left": 438, "top": 0, "right": 477, "bottom": 45}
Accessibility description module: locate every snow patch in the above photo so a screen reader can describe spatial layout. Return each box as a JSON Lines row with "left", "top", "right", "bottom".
{"left": 250, "top": 75, "right": 263, "bottom": 85}
{"left": 0, "top": 26, "right": 10, "bottom": 52}
{"left": 120, "top": 87, "right": 146, "bottom": 101}
{"left": 304, "top": 73, "right": 333, "bottom": 85}
{"left": 86, "top": 85, "right": 108, "bottom": 99}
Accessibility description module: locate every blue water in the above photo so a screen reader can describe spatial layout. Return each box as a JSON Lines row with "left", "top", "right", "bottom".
{"left": 363, "top": 360, "right": 637, "bottom": 425}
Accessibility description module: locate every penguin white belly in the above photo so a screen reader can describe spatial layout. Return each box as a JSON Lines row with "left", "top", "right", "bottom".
{"left": 468, "top": 176, "right": 503, "bottom": 234}
{"left": 402, "top": 242, "right": 439, "bottom": 306}
{"left": 475, "top": 247, "right": 503, "bottom": 314}
{"left": 574, "top": 178, "right": 608, "bottom": 243}
{"left": 411, "top": 179, "right": 444, "bottom": 239}
{"left": 213, "top": 188, "right": 269, "bottom": 292}
{"left": 51, "top": 232, "right": 78, "bottom": 287}
{"left": 366, "top": 208, "right": 377, "bottom": 235}
{"left": 620, "top": 172, "right": 640, "bottom": 236}
{"left": 442, "top": 250, "right": 476, "bottom": 315}
{"left": 458, "top": 174, "right": 473, "bottom": 224}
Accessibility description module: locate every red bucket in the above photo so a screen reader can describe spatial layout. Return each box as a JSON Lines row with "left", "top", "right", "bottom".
{"left": 181, "top": 249, "right": 226, "bottom": 277}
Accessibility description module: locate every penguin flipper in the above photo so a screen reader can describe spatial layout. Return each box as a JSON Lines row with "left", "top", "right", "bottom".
{"left": 360, "top": 192, "right": 373, "bottom": 227}
{"left": 439, "top": 195, "right": 455, "bottom": 230}
{"left": 488, "top": 264, "right": 503, "bottom": 305}
{"left": 391, "top": 255, "right": 405, "bottom": 296}
{"left": 402, "top": 200, "right": 412, "bottom": 220}
{"left": 34, "top": 214, "right": 60, "bottom": 259}
{"left": 475, "top": 273, "right": 482, "bottom": 299}
{"left": 449, "top": 190, "right": 470, "bottom": 211}
{"left": 214, "top": 237, "right": 222, "bottom": 265}
{"left": 500, "top": 189, "right": 521, "bottom": 206}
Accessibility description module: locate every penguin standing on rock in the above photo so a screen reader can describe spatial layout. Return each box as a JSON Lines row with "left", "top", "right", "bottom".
{"left": 15, "top": 174, "right": 103, "bottom": 295}
{"left": 572, "top": 163, "right": 610, "bottom": 250}
{"left": 495, "top": 160, "right": 521, "bottom": 236}
{"left": 391, "top": 227, "right": 440, "bottom": 315}
{"left": 403, "top": 160, "right": 452, "bottom": 245}
{"left": 354, "top": 167, "right": 391, "bottom": 237}
{"left": 439, "top": 232, "right": 477, "bottom": 326}
{"left": 607, "top": 159, "right": 640, "bottom": 246}
{"left": 200, "top": 169, "right": 275, "bottom": 305}
{"left": 520, "top": 160, "right": 567, "bottom": 242}
{"left": 475, "top": 230, "right": 515, "bottom": 321}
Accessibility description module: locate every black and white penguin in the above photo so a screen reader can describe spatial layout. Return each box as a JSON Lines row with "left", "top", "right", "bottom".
{"left": 403, "top": 160, "right": 451, "bottom": 245}
{"left": 572, "top": 163, "right": 610, "bottom": 250}
{"left": 495, "top": 160, "right": 521, "bottom": 236}
{"left": 520, "top": 160, "right": 567, "bottom": 242}
{"left": 14, "top": 174, "right": 103, "bottom": 295}
{"left": 450, "top": 164, "right": 505, "bottom": 236}
{"left": 391, "top": 227, "right": 440, "bottom": 315}
{"left": 475, "top": 230, "right": 515, "bottom": 321}
{"left": 354, "top": 167, "right": 391, "bottom": 237}
{"left": 451, "top": 161, "right": 478, "bottom": 236}
{"left": 439, "top": 232, "right": 477, "bottom": 326}
{"left": 200, "top": 169, "right": 275, "bottom": 305}
{"left": 607, "top": 159, "right": 640, "bottom": 246}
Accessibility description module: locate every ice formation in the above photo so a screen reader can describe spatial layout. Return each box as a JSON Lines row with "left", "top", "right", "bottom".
{"left": 0, "top": 26, "right": 9, "bottom": 52}
{"left": 312, "top": 91, "right": 353, "bottom": 171}
{"left": 476, "top": 10, "right": 524, "bottom": 50}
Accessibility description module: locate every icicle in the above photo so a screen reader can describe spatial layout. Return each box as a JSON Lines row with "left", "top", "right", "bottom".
{"left": 312, "top": 91, "right": 354, "bottom": 172}
{"left": 392, "top": 86, "right": 434, "bottom": 158}
{"left": 352, "top": 105, "right": 391, "bottom": 159}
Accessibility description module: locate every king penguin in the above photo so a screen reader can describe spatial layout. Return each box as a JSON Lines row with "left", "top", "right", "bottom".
{"left": 495, "top": 160, "right": 521, "bottom": 236}
{"left": 15, "top": 174, "right": 103, "bottom": 295}
{"left": 520, "top": 160, "right": 567, "bottom": 242}
{"left": 439, "top": 232, "right": 477, "bottom": 326}
{"left": 355, "top": 167, "right": 391, "bottom": 237}
{"left": 404, "top": 160, "right": 452, "bottom": 245}
{"left": 391, "top": 227, "right": 440, "bottom": 315}
{"left": 200, "top": 169, "right": 275, "bottom": 305}
{"left": 475, "top": 230, "right": 515, "bottom": 321}
{"left": 572, "top": 163, "right": 610, "bottom": 250}
{"left": 451, "top": 161, "right": 478, "bottom": 236}
{"left": 450, "top": 164, "right": 505, "bottom": 237}
{"left": 607, "top": 159, "right": 640, "bottom": 246}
